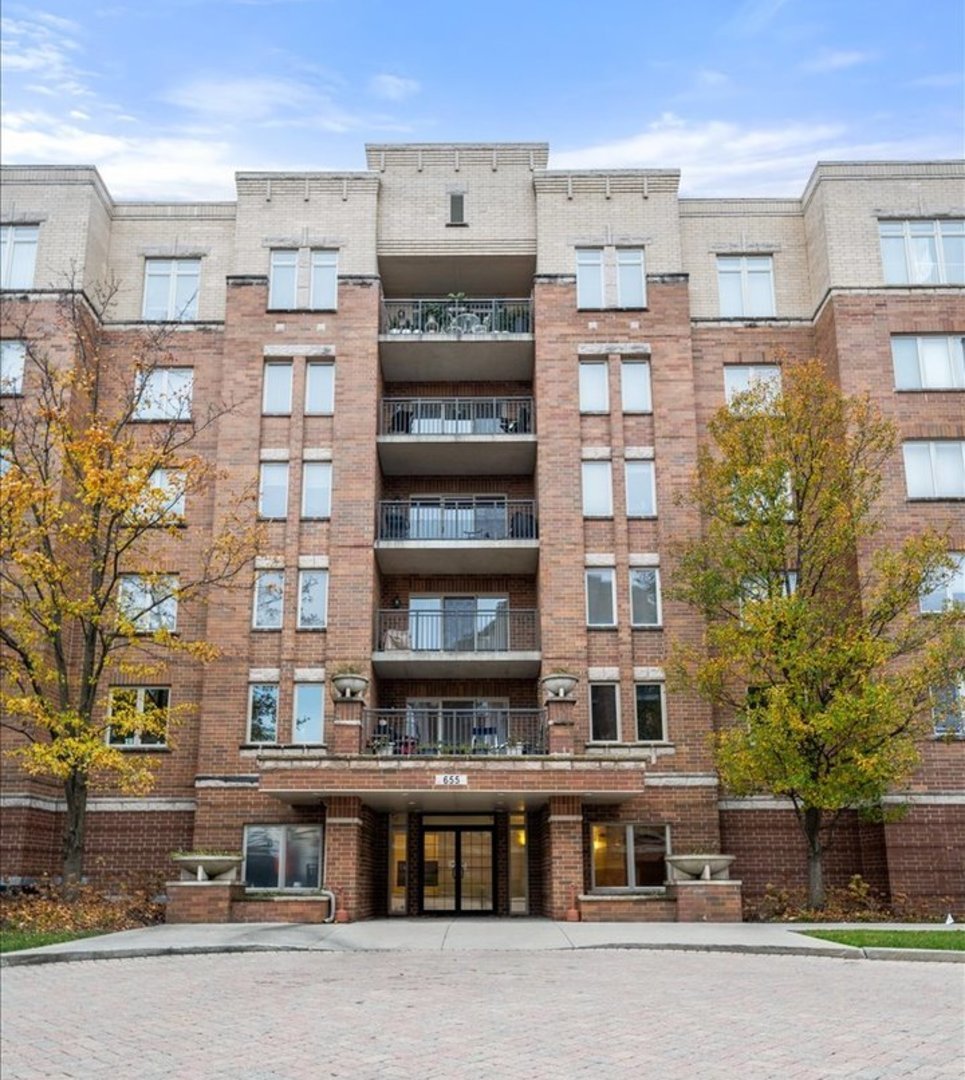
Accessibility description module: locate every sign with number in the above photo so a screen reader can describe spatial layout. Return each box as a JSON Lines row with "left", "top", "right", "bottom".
{"left": 434, "top": 774, "right": 468, "bottom": 787}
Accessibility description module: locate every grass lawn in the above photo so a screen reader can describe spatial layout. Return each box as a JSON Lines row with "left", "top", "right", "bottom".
{"left": 0, "top": 929, "right": 106, "bottom": 954}
{"left": 801, "top": 929, "right": 965, "bottom": 951}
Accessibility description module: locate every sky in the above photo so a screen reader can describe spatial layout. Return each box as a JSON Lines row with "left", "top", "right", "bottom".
{"left": 1, "top": 0, "right": 963, "bottom": 201}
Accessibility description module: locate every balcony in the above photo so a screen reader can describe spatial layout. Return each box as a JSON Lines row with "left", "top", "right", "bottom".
{"left": 363, "top": 708, "right": 547, "bottom": 756}
{"left": 372, "top": 606, "right": 540, "bottom": 677}
{"left": 375, "top": 497, "right": 538, "bottom": 574}
{"left": 378, "top": 396, "right": 536, "bottom": 476}
{"left": 379, "top": 298, "right": 533, "bottom": 382}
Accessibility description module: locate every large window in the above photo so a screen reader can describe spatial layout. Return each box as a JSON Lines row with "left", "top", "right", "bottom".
{"left": 243, "top": 824, "right": 322, "bottom": 889}
{"left": 107, "top": 686, "right": 169, "bottom": 747}
{"left": 142, "top": 259, "right": 200, "bottom": 321}
{"left": 268, "top": 250, "right": 298, "bottom": 309}
{"left": 268, "top": 249, "right": 338, "bottom": 310}
{"left": 118, "top": 574, "right": 178, "bottom": 633}
{"left": 635, "top": 684, "right": 665, "bottom": 741}
{"left": 248, "top": 683, "right": 279, "bottom": 743}
{"left": 576, "top": 248, "right": 604, "bottom": 309}
{"left": 0, "top": 225, "right": 39, "bottom": 289}
{"left": 630, "top": 568, "right": 661, "bottom": 626}
{"left": 143, "top": 468, "right": 186, "bottom": 521}
{"left": 625, "top": 461, "right": 656, "bottom": 517}
{"left": 920, "top": 553, "right": 965, "bottom": 613}
{"left": 620, "top": 361, "right": 651, "bottom": 412}
{"left": 591, "top": 824, "right": 667, "bottom": 889}
{"left": 578, "top": 362, "right": 609, "bottom": 412}
{"left": 582, "top": 460, "right": 613, "bottom": 517}
{"left": 717, "top": 255, "right": 775, "bottom": 318}
{"left": 133, "top": 368, "right": 193, "bottom": 421}
{"left": 310, "top": 250, "right": 338, "bottom": 310}
{"left": 616, "top": 249, "right": 646, "bottom": 308}
{"left": 589, "top": 683, "right": 619, "bottom": 741}
{"left": 262, "top": 362, "right": 293, "bottom": 414}
{"left": 297, "top": 569, "right": 328, "bottom": 629}
{"left": 903, "top": 441, "right": 965, "bottom": 498}
{"left": 932, "top": 681, "right": 964, "bottom": 738}
{"left": 258, "top": 462, "right": 289, "bottom": 518}
{"left": 252, "top": 570, "right": 284, "bottom": 629}
{"left": 723, "top": 364, "right": 781, "bottom": 404}
{"left": 879, "top": 220, "right": 965, "bottom": 285}
{"left": 586, "top": 568, "right": 616, "bottom": 627}
{"left": 305, "top": 362, "right": 335, "bottom": 414}
{"left": 1, "top": 341, "right": 26, "bottom": 395}
{"left": 892, "top": 336, "right": 965, "bottom": 390}
{"left": 301, "top": 462, "right": 331, "bottom": 519}
{"left": 293, "top": 683, "right": 325, "bottom": 743}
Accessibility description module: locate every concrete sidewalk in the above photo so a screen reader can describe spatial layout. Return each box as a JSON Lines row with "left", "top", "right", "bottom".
{"left": 3, "top": 919, "right": 962, "bottom": 966}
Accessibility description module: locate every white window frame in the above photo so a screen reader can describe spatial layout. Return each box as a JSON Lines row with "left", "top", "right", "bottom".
{"left": 258, "top": 462, "right": 289, "bottom": 519}
{"left": 582, "top": 460, "right": 613, "bottom": 517}
{"left": 262, "top": 361, "right": 293, "bottom": 414}
{"left": 920, "top": 553, "right": 965, "bottom": 614}
{"left": 301, "top": 461, "right": 332, "bottom": 519}
{"left": 723, "top": 364, "right": 782, "bottom": 405}
{"left": 616, "top": 248, "right": 646, "bottom": 309}
{"left": 625, "top": 461, "right": 657, "bottom": 518}
{"left": 717, "top": 255, "right": 775, "bottom": 318}
{"left": 252, "top": 570, "right": 285, "bottom": 630}
{"left": 268, "top": 250, "right": 298, "bottom": 309}
{"left": 633, "top": 683, "right": 667, "bottom": 742}
{"left": 585, "top": 567, "right": 617, "bottom": 628}
{"left": 305, "top": 362, "right": 335, "bottom": 415}
{"left": 576, "top": 248, "right": 604, "bottom": 309}
{"left": 0, "top": 224, "right": 39, "bottom": 289}
{"left": 589, "top": 682, "right": 620, "bottom": 742}
{"left": 448, "top": 192, "right": 466, "bottom": 225}
{"left": 620, "top": 361, "right": 652, "bottom": 413}
{"left": 106, "top": 686, "right": 169, "bottom": 748}
{"left": 892, "top": 336, "right": 965, "bottom": 391}
{"left": 145, "top": 468, "right": 186, "bottom": 520}
{"left": 1, "top": 341, "right": 26, "bottom": 395}
{"left": 578, "top": 361, "right": 609, "bottom": 413}
{"left": 118, "top": 574, "right": 179, "bottom": 633}
{"left": 142, "top": 258, "right": 200, "bottom": 321}
{"left": 310, "top": 250, "right": 338, "bottom": 311}
{"left": 297, "top": 569, "right": 329, "bottom": 630}
{"left": 931, "top": 679, "right": 965, "bottom": 738}
{"left": 903, "top": 441, "right": 965, "bottom": 499}
{"left": 629, "top": 567, "right": 662, "bottom": 627}
{"left": 243, "top": 824, "right": 323, "bottom": 890}
{"left": 879, "top": 220, "right": 965, "bottom": 285}
{"left": 247, "top": 683, "right": 279, "bottom": 744}
{"left": 133, "top": 368, "right": 194, "bottom": 421}
{"left": 293, "top": 683, "right": 325, "bottom": 744}
{"left": 590, "top": 823, "right": 670, "bottom": 890}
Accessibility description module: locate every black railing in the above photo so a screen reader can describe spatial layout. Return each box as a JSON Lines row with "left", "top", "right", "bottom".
{"left": 376, "top": 608, "right": 539, "bottom": 652}
{"left": 381, "top": 298, "right": 532, "bottom": 335}
{"left": 377, "top": 498, "right": 537, "bottom": 541}
{"left": 363, "top": 708, "right": 547, "bottom": 755}
{"left": 381, "top": 396, "right": 534, "bottom": 436}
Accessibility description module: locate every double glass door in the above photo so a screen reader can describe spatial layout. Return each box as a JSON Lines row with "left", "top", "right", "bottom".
{"left": 422, "top": 825, "right": 494, "bottom": 913}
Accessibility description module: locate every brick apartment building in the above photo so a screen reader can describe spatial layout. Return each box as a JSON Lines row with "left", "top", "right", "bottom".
{"left": 0, "top": 146, "right": 962, "bottom": 922}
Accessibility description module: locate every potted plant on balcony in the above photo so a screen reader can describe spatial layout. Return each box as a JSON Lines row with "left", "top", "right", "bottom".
{"left": 330, "top": 664, "right": 370, "bottom": 701}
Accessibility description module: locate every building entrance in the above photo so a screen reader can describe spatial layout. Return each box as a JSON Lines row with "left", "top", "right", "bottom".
{"left": 421, "top": 818, "right": 495, "bottom": 914}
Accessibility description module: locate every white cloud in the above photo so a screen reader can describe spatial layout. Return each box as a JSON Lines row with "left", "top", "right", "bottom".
{"left": 727, "top": 0, "right": 791, "bottom": 35}
{"left": 801, "top": 49, "right": 875, "bottom": 73}
{"left": 907, "top": 72, "right": 963, "bottom": 89}
{"left": 369, "top": 73, "right": 420, "bottom": 101}
{"left": 0, "top": 13, "right": 90, "bottom": 97}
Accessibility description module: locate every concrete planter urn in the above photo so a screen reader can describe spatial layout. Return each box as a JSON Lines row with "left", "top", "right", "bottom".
{"left": 172, "top": 853, "right": 243, "bottom": 882}
{"left": 665, "top": 854, "right": 736, "bottom": 882}
{"left": 331, "top": 672, "right": 369, "bottom": 700}
{"left": 541, "top": 673, "right": 578, "bottom": 698}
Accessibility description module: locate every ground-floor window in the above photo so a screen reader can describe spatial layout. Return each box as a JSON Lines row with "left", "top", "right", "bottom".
{"left": 590, "top": 823, "right": 668, "bottom": 889}
{"left": 243, "top": 824, "right": 323, "bottom": 889}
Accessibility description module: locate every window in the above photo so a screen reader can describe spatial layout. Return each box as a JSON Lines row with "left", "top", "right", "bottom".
{"left": 448, "top": 192, "right": 466, "bottom": 225}
{"left": 920, "top": 553, "right": 965, "bottom": 613}
{"left": 243, "top": 824, "right": 322, "bottom": 889}
{"left": 892, "top": 336, "right": 965, "bottom": 390}
{"left": 589, "top": 683, "right": 619, "bottom": 741}
{"left": 262, "top": 362, "right": 293, "bottom": 414}
{"left": 258, "top": 462, "right": 289, "bottom": 518}
{"left": 625, "top": 461, "right": 657, "bottom": 517}
{"left": 301, "top": 462, "right": 331, "bottom": 519}
{"left": 586, "top": 567, "right": 616, "bottom": 627}
{"left": 621, "top": 361, "right": 651, "bottom": 412}
{"left": 142, "top": 259, "right": 200, "bottom": 321}
{"left": 248, "top": 683, "right": 279, "bottom": 743}
{"left": 879, "top": 220, "right": 965, "bottom": 285}
{"left": 591, "top": 824, "right": 667, "bottom": 888}
{"left": 310, "top": 250, "right": 338, "bottom": 310}
{"left": 903, "top": 442, "right": 965, "bottom": 498}
{"left": 305, "top": 362, "right": 334, "bottom": 414}
{"left": 616, "top": 249, "right": 646, "bottom": 308}
{"left": 635, "top": 684, "right": 665, "bottom": 741}
{"left": 582, "top": 460, "right": 613, "bottom": 517}
{"left": 107, "top": 687, "right": 168, "bottom": 747}
{"left": 630, "top": 568, "right": 661, "bottom": 626}
{"left": 1, "top": 341, "right": 26, "bottom": 395}
{"left": 268, "top": 250, "right": 297, "bottom": 309}
{"left": 133, "top": 368, "right": 193, "bottom": 421}
{"left": 717, "top": 255, "right": 775, "bottom": 318}
{"left": 576, "top": 248, "right": 604, "bottom": 309}
{"left": 144, "top": 468, "right": 185, "bottom": 520}
{"left": 723, "top": 364, "right": 781, "bottom": 404}
{"left": 932, "top": 681, "right": 964, "bottom": 738}
{"left": 578, "top": 362, "right": 609, "bottom": 412}
{"left": 118, "top": 574, "right": 178, "bottom": 632}
{"left": 297, "top": 569, "right": 328, "bottom": 629}
{"left": 0, "top": 225, "right": 39, "bottom": 289}
{"left": 252, "top": 570, "right": 284, "bottom": 629}
{"left": 741, "top": 570, "right": 798, "bottom": 608}
{"left": 293, "top": 683, "right": 325, "bottom": 743}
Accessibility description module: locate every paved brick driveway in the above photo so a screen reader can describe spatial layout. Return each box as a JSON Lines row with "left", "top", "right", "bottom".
{"left": 2, "top": 950, "right": 962, "bottom": 1079}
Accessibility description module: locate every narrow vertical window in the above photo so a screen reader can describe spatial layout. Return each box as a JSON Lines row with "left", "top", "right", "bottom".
{"left": 585, "top": 567, "right": 616, "bottom": 627}
{"left": 297, "top": 569, "right": 328, "bottom": 629}
{"left": 616, "top": 249, "right": 646, "bottom": 308}
{"left": 310, "top": 250, "right": 337, "bottom": 310}
{"left": 268, "top": 250, "right": 297, "bottom": 309}
{"left": 625, "top": 461, "right": 657, "bottom": 517}
{"left": 262, "top": 362, "right": 293, "bottom": 414}
{"left": 589, "top": 684, "right": 619, "bottom": 741}
{"left": 0, "top": 341, "right": 26, "bottom": 395}
{"left": 630, "top": 568, "right": 661, "bottom": 626}
{"left": 634, "top": 684, "right": 665, "bottom": 741}
{"left": 293, "top": 683, "right": 325, "bottom": 743}
{"left": 579, "top": 362, "right": 609, "bottom": 412}
{"left": 620, "top": 361, "right": 652, "bottom": 412}
{"left": 252, "top": 570, "right": 285, "bottom": 629}
{"left": 448, "top": 192, "right": 465, "bottom": 225}
{"left": 582, "top": 460, "right": 613, "bottom": 517}
{"left": 258, "top": 462, "right": 289, "bottom": 518}
{"left": 305, "top": 363, "right": 334, "bottom": 414}
{"left": 301, "top": 462, "right": 332, "bottom": 519}
{"left": 576, "top": 248, "right": 604, "bottom": 309}
{"left": 0, "top": 225, "right": 39, "bottom": 289}
{"left": 248, "top": 684, "right": 279, "bottom": 743}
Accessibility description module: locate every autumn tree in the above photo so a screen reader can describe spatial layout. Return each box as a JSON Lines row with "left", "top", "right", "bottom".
{"left": 671, "top": 359, "right": 963, "bottom": 908}
{"left": 0, "top": 286, "right": 260, "bottom": 889}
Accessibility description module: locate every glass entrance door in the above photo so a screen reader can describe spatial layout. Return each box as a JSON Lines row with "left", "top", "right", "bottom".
{"left": 422, "top": 826, "right": 494, "bottom": 914}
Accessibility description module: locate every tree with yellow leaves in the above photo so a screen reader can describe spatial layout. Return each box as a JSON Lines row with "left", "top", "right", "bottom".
{"left": 0, "top": 287, "right": 261, "bottom": 890}
{"left": 671, "top": 359, "right": 963, "bottom": 908}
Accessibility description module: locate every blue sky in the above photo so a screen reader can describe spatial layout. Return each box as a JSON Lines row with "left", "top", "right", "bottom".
{"left": 2, "top": 0, "right": 962, "bottom": 199}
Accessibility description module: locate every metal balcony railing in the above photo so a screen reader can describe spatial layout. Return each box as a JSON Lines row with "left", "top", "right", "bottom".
{"left": 377, "top": 498, "right": 537, "bottom": 542}
{"left": 381, "top": 396, "right": 534, "bottom": 436}
{"left": 363, "top": 708, "right": 547, "bottom": 756}
{"left": 381, "top": 298, "right": 532, "bottom": 335}
{"left": 376, "top": 607, "right": 539, "bottom": 653}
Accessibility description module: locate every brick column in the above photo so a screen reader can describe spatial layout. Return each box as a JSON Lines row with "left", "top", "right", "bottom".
{"left": 331, "top": 696, "right": 363, "bottom": 754}
{"left": 546, "top": 795, "right": 584, "bottom": 920}
{"left": 166, "top": 882, "right": 244, "bottom": 923}
{"left": 545, "top": 695, "right": 577, "bottom": 755}
{"left": 324, "top": 795, "right": 364, "bottom": 921}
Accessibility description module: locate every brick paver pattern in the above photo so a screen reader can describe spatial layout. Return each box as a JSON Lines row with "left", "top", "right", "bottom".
{"left": 2, "top": 950, "right": 963, "bottom": 1079}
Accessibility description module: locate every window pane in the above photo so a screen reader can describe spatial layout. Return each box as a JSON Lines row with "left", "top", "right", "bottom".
{"left": 1, "top": 341, "right": 26, "bottom": 394}
{"left": 909, "top": 235, "right": 939, "bottom": 284}
{"left": 293, "top": 684, "right": 324, "bottom": 743}
{"left": 263, "top": 363, "right": 293, "bottom": 413}
{"left": 2, "top": 225, "right": 38, "bottom": 288}
{"left": 449, "top": 193, "right": 465, "bottom": 224}
{"left": 253, "top": 570, "right": 284, "bottom": 628}
{"left": 245, "top": 826, "right": 281, "bottom": 888}
{"left": 745, "top": 265, "right": 774, "bottom": 316}
{"left": 143, "top": 271, "right": 170, "bottom": 320}
{"left": 592, "top": 824, "right": 627, "bottom": 886}
{"left": 620, "top": 362, "right": 651, "bottom": 412}
{"left": 306, "top": 363, "right": 334, "bottom": 414}
{"left": 630, "top": 568, "right": 660, "bottom": 625}
{"left": 576, "top": 249, "right": 603, "bottom": 308}
{"left": 578, "top": 363, "right": 609, "bottom": 412}
{"left": 259, "top": 462, "right": 288, "bottom": 518}
{"left": 717, "top": 265, "right": 744, "bottom": 316}
{"left": 919, "top": 339, "right": 952, "bottom": 387}
{"left": 632, "top": 827, "right": 667, "bottom": 886}
{"left": 173, "top": 264, "right": 199, "bottom": 319}
{"left": 934, "top": 442, "right": 965, "bottom": 496}
{"left": 903, "top": 442, "right": 933, "bottom": 497}
{"left": 617, "top": 250, "right": 645, "bottom": 308}
{"left": 879, "top": 233, "right": 908, "bottom": 283}
{"left": 302, "top": 462, "right": 331, "bottom": 518}
{"left": 941, "top": 231, "right": 965, "bottom": 283}
{"left": 635, "top": 685, "right": 663, "bottom": 741}
{"left": 891, "top": 337, "right": 921, "bottom": 389}
{"left": 582, "top": 461, "right": 612, "bottom": 516}
{"left": 590, "top": 685, "right": 619, "bottom": 741}
{"left": 298, "top": 570, "right": 328, "bottom": 628}
{"left": 586, "top": 568, "right": 615, "bottom": 626}
{"left": 269, "top": 251, "right": 297, "bottom": 309}
{"left": 284, "top": 826, "right": 322, "bottom": 888}
{"left": 723, "top": 366, "right": 750, "bottom": 401}
{"left": 310, "top": 251, "right": 337, "bottom": 310}
{"left": 249, "top": 685, "right": 278, "bottom": 742}
{"left": 626, "top": 461, "right": 656, "bottom": 517}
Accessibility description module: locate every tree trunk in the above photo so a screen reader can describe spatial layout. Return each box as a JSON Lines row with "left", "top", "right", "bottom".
{"left": 803, "top": 807, "right": 825, "bottom": 909}
{"left": 62, "top": 772, "right": 88, "bottom": 899}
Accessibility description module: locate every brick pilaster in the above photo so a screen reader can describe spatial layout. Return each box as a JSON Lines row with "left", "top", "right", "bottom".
{"left": 324, "top": 795, "right": 364, "bottom": 920}
{"left": 546, "top": 794, "right": 584, "bottom": 919}
{"left": 331, "top": 697, "right": 364, "bottom": 754}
